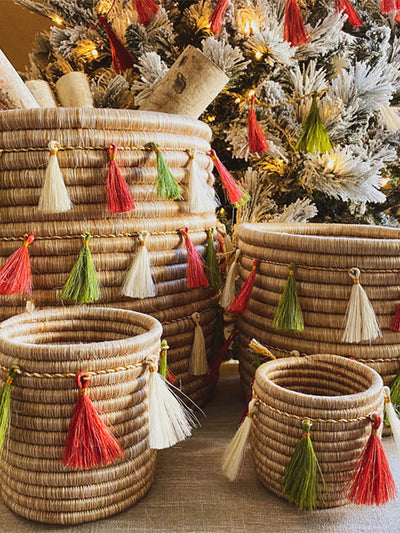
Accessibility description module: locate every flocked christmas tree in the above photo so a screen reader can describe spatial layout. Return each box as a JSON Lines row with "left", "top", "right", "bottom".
{"left": 13, "top": 0, "right": 400, "bottom": 226}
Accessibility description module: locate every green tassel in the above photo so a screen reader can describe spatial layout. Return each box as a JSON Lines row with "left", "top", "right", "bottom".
{"left": 205, "top": 227, "right": 223, "bottom": 289}
{"left": 61, "top": 232, "right": 101, "bottom": 304}
{"left": 151, "top": 142, "right": 182, "bottom": 200}
{"left": 283, "top": 419, "right": 323, "bottom": 511}
{"left": 159, "top": 340, "right": 168, "bottom": 379}
{"left": 273, "top": 263, "right": 304, "bottom": 332}
{"left": 0, "top": 365, "right": 19, "bottom": 458}
{"left": 295, "top": 96, "right": 332, "bottom": 154}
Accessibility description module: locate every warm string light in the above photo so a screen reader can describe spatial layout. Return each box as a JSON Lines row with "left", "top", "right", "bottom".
{"left": 380, "top": 177, "right": 391, "bottom": 187}
{"left": 255, "top": 51, "right": 263, "bottom": 60}
{"left": 52, "top": 15, "right": 64, "bottom": 26}
{"left": 243, "top": 19, "right": 259, "bottom": 35}
{"left": 326, "top": 155, "right": 335, "bottom": 171}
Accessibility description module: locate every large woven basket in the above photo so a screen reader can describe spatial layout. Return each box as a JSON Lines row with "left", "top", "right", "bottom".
{"left": 236, "top": 223, "right": 400, "bottom": 398}
{"left": 252, "top": 354, "right": 383, "bottom": 508}
{"left": 0, "top": 108, "right": 219, "bottom": 406}
{"left": 0, "top": 306, "right": 162, "bottom": 524}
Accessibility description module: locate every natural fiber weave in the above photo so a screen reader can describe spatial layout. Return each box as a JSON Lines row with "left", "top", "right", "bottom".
{"left": 0, "top": 306, "right": 162, "bottom": 524}
{"left": 236, "top": 223, "right": 400, "bottom": 403}
{"left": 0, "top": 108, "right": 220, "bottom": 406}
{"left": 251, "top": 354, "right": 383, "bottom": 508}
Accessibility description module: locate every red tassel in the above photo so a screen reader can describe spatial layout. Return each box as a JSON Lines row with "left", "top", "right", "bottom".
{"left": 180, "top": 227, "right": 209, "bottom": 289}
{"left": 335, "top": 0, "right": 363, "bottom": 27}
{"left": 98, "top": 15, "right": 135, "bottom": 73}
{"left": 106, "top": 143, "right": 136, "bottom": 214}
{"left": 63, "top": 373, "right": 124, "bottom": 470}
{"left": 390, "top": 304, "right": 400, "bottom": 331}
{"left": 209, "top": 149, "right": 249, "bottom": 207}
{"left": 0, "top": 233, "right": 34, "bottom": 295}
{"left": 248, "top": 95, "right": 269, "bottom": 154}
{"left": 227, "top": 259, "right": 259, "bottom": 316}
{"left": 284, "top": 0, "right": 310, "bottom": 47}
{"left": 209, "top": 0, "right": 229, "bottom": 34}
{"left": 396, "top": 10, "right": 400, "bottom": 22}
{"left": 167, "top": 368, "right": 177, "bottom": 385}
{"left": 134, "top": 0, "right": 159, "bottom": 25}
{"left": 207, "top": 328, "right": 237, "bottom": 384}
{"left": 381, "top": 0, "right": 396, "bottom": 13}
{"left": 349, "top": 413, "right": 396, "bottom": 505}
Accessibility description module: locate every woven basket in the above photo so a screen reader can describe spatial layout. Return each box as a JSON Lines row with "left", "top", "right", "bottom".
{"left": 0, "top": 306, "right": 162, "bottom": 524}
{"left": 236, "top": 223, "right": 400, "bottom": 399}
{"left": 0, "top": 108, "right": 220, "bottom": 406}
{"left": 251, "top": 354, "right": 383, "bottom": 508}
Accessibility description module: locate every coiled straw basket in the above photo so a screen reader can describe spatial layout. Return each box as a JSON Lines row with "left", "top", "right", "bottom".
{"left": 236, "top": 223, "right": 400, "bottom": 398}
{"left": 0, "top": 306, "right": 162, "bottom": 524}
{"left": 252, "top": 354, "right": 383, "bottom": 508}
{"left": 0, "top": 108, "right": 219, "bottom": 406}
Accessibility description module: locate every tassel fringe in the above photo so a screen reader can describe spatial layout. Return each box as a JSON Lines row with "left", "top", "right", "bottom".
{"left": 209, "top": 0, "right": 229, "bottom": 34}
{"left": 295, "top": 96, "right": 332, "bottom": 154}
{"left": 227, "top": 258, "right": 258, "bottom": 316}
{"left": 0, "top": 365, "right": 19, "bottom": 459}
{"left": 335, "top": 0, "right": 363, "bottom": 26}
{"left": 121, "top": 231, "right": 156, "bottom": 299}
{"left": 152, "top": 142, "right": 182, "bottom": 200}
{"left": 187, "top": 153, "right": 217, "bottom": 214}
{"left": 248, "top": 95, "right": 269, "bottom": 154}
{"left": 134, "top": 0, "right": 159, "bottom": 25}
{"left": 38, "top": 141, "right": 72, "bottom": 214}
{"left": 209, "top": 149, "right": 249, "bottom": 207}
{"left": 106, "top": 143, "right": 136, "bottom": 214}
{"left": 273, "top": 263, "right": 304, "bottom": 331}
{"left": 221, "top": 249, "right": 240, "bottom": 309}
{"left": 180, "top": 227, "right": 209, "bottom": 289}
{"left": 284, "top": 0, "right": 310, "bottom": 47}
{"left": 98, "top": 15, "right": 135, "bottom": 73}
{"left": 0, "top": 233, "right": 34, "bottom": 295}
{"left": 189, "top": 312, "right": 208, "bottom": 376}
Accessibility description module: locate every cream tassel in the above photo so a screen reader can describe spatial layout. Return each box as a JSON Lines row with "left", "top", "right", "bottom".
{"left": 121, "top": 231, "right": 156, "bottom": 299}
{"left": 189, "top": 312, "right": 208, "bottom": 376}
{"left": 342, "top": 267, "right": 381, "bottom": 343}
{"left": 187, "top": 152, "right": 218, "bottom": 213}
{"left": 148, "top": 345, "right": 197, "bottom": 450}
{"left": 222, "top": 398, "right": 256, "bottom": 482}
{"left": 221, "top": 249, "right": 240, "bottom": 309}
{"left": 38, "top": 140, "right": 72, "bottom": 213}
{"left": 217, "top": 224, "right": 234, "bottom": 256}
{"left": 384, "top": 386, "right": 400, "bottom": 454}
{"left": 380, "top": 104, "right": 400, "bottom": 132}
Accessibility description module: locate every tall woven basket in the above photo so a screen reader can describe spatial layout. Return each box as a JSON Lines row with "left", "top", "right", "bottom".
{"left": 0, "top": 108, "right": 219, "bottom": 406}
{"left": 236, "top": 223, "right": 400, "bottom": 399}
{"left": 0, "top": 306, "right": 163, "bottom": 524}
{"left": 251, "top": 354, "right": 384, "bottom": 508}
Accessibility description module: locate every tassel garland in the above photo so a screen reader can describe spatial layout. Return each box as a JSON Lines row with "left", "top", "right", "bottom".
{"left": 180, "top": 227, "right": 209, "bottom": 289}
{"left": 227, "top": 258, "right": 258, "bottom": 316}
{"left": 348, "top": 413, "right": 396, "bottom": 505}
{"left": 205, "top": 227, "right": 223, "bottom": 289}
{"left": 134, "top": 0, "right": 159, "bottom": 25}
{"left": 187, "top": 152, "right": 217, "bottom": 214}
{"left": 248, "top": 95, "right": 269, "bottom": 154}
{"left": 121, "top": 231, "right": 156, "bottom": 299}
{"left": 0, "top": 233, "right": 35, "bottom": 295}
{"left": 0, "top": 365, "right": 19, "bottom": 458}
{"left": 221, "top": 249, "right": 240, "bottom": 309}
{"left": 222, "top": 397, "right": 256, "bottom": 482}
{"left": 189, "top": 312, "right": 208, "bottom": 376}
{"left": 335, "top": 0, "right": 363, "bottom": 27}
{"left": 209, "top": 149, "right": 249, "bottom": 207}
{"left": 106, "top": 143, "right": 135, "bottom": 214}
{"left": 384, "top": 387, "right": 400, "bottom": 454}
{"left": 152, "top": 142, "right": 182, "bottom": 200}
{"left": 283, "top": 419, "right": 321, "bottom": 511}
{"left": 284, "top": 0, "right": 310, "bottom": 47}
{"left": 98, "top": 15, "right": 135, "bottom": 73}
{"left": 295, "top": 96, "right": 332, "bottom": 154}
{"left": 273, "top": 263, "right": 304, "bottom": 331}
{"left": 61, "top": 232, "right": 101, "bottom": 304}
{"left": 342, "top": 268, "right": 381, "bottom": 343}
{"left": 63, "top": 373, "right": 124, "bottom": 469}
{"left": 38, "top": 141, "right": 72, "bottom": 214}
{"left": 209, "top": 0, "right": 229, "bottom": 34}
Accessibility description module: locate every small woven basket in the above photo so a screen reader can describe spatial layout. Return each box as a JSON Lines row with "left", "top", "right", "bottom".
{"left": 0, "top": 306, "right": 162, "bottom": 524}
{"left": 251, "top": 354, "right": 384, "bottom": 508}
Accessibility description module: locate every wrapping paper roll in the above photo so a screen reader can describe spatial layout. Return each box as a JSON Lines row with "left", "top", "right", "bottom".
{"left": 0, "top": 50, "right": 39, "bottom": 110}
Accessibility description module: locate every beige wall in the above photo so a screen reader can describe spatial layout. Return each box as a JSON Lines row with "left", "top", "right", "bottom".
{"left": 0, "top": 0, "right": 50, "bottom": 70}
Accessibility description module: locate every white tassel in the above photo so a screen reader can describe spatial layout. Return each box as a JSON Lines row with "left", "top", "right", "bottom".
{"left": 221, "top": 249, "right": 240, "bottom": 308}
{"left": 384, "top": 386, "right": 400, "bottom": 454}
{"left": 121, "top": 231, "right": 156, "bottom": 299}
{"left": 189, "top": 312, "right": 208, "bottom": 375}
{"left": 342, "top": 267, "right": 382, "bottom": 343}
{"left": 187, "top": 152, "right": 218, "bottom": 213}
{"left": 38, "top": 140, "right": 72, "bottom": 214}
{"left": 380, "top": 104, "right": 400, "bottom": 132}
{"left": 148, "top": 356, "right": 197, "bottom": 449}
{"left": 222, "top": 398, "right": 256, "bottom": 482}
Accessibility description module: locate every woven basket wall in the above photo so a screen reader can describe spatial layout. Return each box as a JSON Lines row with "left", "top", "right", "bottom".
{"left": 0, "top": 306, "right": 162, "bottom": 524}
{"left": 236, "top": 223, "right": 400, "bottom": 399}
{"left": 251, "top": 354, "right": 383, "bottom": 508}
{"left": 0, "top": 108, "right": 219, "bottom": 406}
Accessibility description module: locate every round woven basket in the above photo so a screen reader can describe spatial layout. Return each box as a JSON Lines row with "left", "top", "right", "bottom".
{"left": 251, "top": 354, "right": 383, "bottom": 508}
{"left": 236, "top": 223, "right": 400, "bottom": 400}
{"left": 0, "top": 108, "right": 220, "bottom": 406}
{"left": 0, "top": 306, "right": 162, "bottom": 524}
